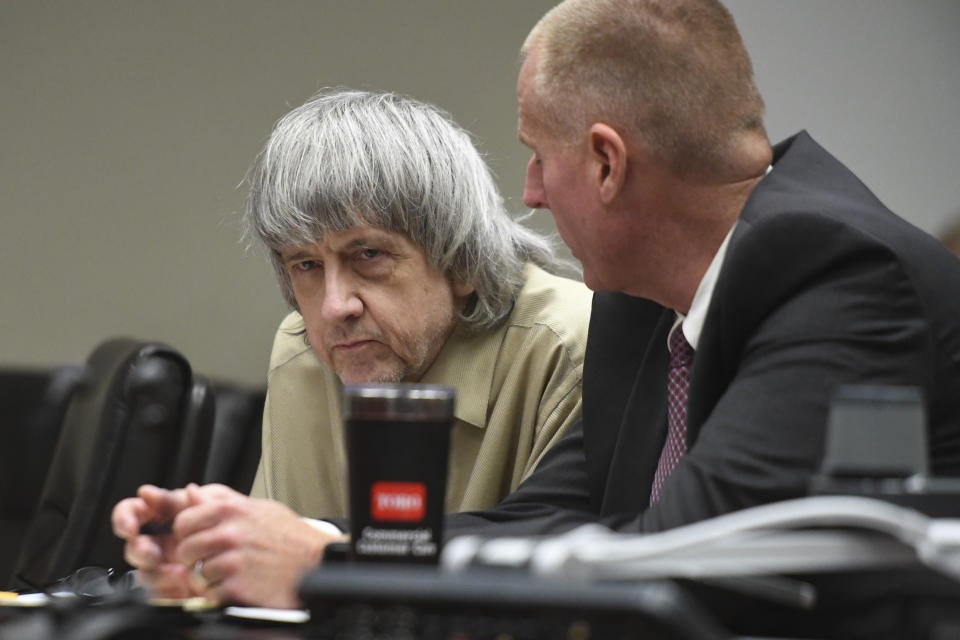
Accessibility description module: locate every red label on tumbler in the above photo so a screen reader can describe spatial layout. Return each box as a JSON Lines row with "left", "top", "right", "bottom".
{"left": 371, "top": 482, "right": 426, "bottom": 521}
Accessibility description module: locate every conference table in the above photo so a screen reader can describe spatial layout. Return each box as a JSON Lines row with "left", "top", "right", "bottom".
{"left": 4, "top": 559, "right": 960, "bottom": 640}
{"left": 6, "top": 492, "right": 960, "bottom": 639}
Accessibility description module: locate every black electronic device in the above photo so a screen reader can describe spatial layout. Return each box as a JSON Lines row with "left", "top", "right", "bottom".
{"left": 299, "top": 564, "right": 731, "bottom": 640}
{"left": 810, "top": 384, "right": 960, "bottom": 517}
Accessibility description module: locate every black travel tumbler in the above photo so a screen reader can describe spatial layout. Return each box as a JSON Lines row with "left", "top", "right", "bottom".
{"left": 343, "top": 383, "right": 455, "bottom": 564}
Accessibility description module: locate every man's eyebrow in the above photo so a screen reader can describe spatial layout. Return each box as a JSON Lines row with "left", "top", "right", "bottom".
{"left": 282, "top": 249, "right": 314, "bottom": 265}
{"left": 343, "top": 233, "right": 400, "bottom": 251}
{"left": 343, "top": 238, "right": 369, "bottom": 250}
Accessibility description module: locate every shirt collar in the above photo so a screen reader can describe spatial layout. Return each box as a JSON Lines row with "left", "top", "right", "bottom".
{"left": 674, "top": 219, "right": 738, "bottom": 351}
{"left": 419, "top": 316, "right": 509, "bottom": 430}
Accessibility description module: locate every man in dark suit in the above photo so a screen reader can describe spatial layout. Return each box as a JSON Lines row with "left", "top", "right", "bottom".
{"left": 445, "top": 0, "right": 960, "bottom": 537}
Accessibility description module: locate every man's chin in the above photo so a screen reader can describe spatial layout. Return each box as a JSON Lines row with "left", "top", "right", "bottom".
{"left": 335, "top": 364, "right": 405, "bottom": 385}
{"left": 580, "top": 269, "right": 605, "bottom": 293}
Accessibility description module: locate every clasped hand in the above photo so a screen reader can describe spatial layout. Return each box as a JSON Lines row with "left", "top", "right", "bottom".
{"left": 111, "top": 483, "right": 342, "bottom": 609}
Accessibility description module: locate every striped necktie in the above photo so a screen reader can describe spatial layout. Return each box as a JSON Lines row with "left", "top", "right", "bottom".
{"left": 650, "top": 327, "right": 695, "bottom": 504}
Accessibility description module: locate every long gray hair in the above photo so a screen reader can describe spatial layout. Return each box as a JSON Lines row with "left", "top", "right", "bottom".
{"left": 244, "top": 89, "right": 558, "bottom": 331}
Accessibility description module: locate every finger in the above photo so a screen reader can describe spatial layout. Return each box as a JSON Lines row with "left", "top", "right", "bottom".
{"left": 136, "top": 484, "right": 164, "bottom": 501}
{"left": 123, "top": 534, "right": 163, "bottom": 569}
{"left": 185, "top": 483, "right": 239, "bottom": 504}
{"left": 174, "top": 517, "right": 235, "bottom": 567}
{"left": 187, "top": 559, "right": 214, "bottom": 595}
{"left": 164, "top": 485, "right": 241, "bottom": 541}
{"left": 172, "top": 499, "right": 233, "bottom": 543}
{"left": 112, "top": 497, "right": 156, "bottom": 539}
{"left": 150, "top": 563, "right": 198, "bottom": 600}
{"left": 187, "top": 553, "right": 236, "bottom": 606}
{"left": 138, "top": 485, "right": 191, "bottom": 520}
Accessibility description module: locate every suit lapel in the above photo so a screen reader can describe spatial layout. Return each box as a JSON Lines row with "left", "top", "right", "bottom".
{"left": 595, "top": 307, "right": 673, "bottom": 515}
{"left": 685, "top": 218, "right": 755, "bottom": 443}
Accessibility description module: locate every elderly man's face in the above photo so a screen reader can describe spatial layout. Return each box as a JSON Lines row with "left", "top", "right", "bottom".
{"left": 281, "top": 227, "right": 474, "bottom": 384}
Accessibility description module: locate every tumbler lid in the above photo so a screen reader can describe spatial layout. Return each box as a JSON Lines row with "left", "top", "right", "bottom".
{"left": 343, "top": 383, "right": 456, "bottom": 421}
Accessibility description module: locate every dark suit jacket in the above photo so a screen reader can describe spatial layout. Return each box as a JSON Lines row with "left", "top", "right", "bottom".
{"left": 446, "top": 131, "right": 960, "bottom": 537}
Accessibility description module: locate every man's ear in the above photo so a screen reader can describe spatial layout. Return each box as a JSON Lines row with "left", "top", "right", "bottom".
{"left": 451, "top": 278, "right": 477, "bottom": 316}
{"left": 452, "top": 278, "right": 476, "bottom": 299}
{"left": 589, "top": 123, "right": 627, "bottom": 204}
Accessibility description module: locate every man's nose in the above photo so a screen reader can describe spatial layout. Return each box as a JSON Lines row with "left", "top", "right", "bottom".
{"left": 320, "top": 272, "right": 363, "bottom": 322}
{"left": 523, "top": 155, "right": 547, "bottom": 209}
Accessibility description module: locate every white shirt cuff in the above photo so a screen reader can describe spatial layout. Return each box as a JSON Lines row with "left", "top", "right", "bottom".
{"left": 303, "top": 517, "right": 344, "bottom": 535}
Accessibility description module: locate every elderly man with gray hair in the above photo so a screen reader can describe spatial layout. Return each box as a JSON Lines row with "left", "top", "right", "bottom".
{"left": 246, "top": 89, "right": 590, "bottom": 521}
{"left": 112, "top": 89, "right": 591, "bottom": 607}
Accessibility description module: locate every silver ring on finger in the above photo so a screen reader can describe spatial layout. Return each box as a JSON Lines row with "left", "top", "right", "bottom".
{"left": 193, "top": 560, "right": 209, "bottom": 588}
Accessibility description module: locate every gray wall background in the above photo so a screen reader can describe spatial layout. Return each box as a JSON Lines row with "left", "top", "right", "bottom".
{"left": 2, "top": 1, "right": 958, "bottom": 387}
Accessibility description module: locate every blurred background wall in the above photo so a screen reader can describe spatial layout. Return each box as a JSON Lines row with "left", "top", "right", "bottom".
{"left": 2, "top": 0, "right": 958, "bottom": 387}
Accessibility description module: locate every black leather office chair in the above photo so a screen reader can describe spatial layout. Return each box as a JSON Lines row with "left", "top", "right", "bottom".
{"left": 202, "top": 382, "right": 265, "bottom": 494}
{"left": 0, "top": 367, "right": 64, "bottom": 588}
{"left": 11, "top": 338, "right": 214, "bottom": 591}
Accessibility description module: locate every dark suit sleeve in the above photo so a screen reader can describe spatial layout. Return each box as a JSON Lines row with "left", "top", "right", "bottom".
{"left": 444, "top": 417, "right": 599, "bottom": 538}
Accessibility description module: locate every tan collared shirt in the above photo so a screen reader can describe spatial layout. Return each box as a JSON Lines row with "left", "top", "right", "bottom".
{"left": 250, "top": 264, "right": 592, "bottom": 519}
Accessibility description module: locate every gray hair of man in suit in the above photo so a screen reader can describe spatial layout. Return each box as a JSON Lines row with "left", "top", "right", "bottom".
{"left": 244, "top": 89, "right": 559, "bottom": 332}
{"left": 521, "top": 0, "right": 768, "bottom": 180}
